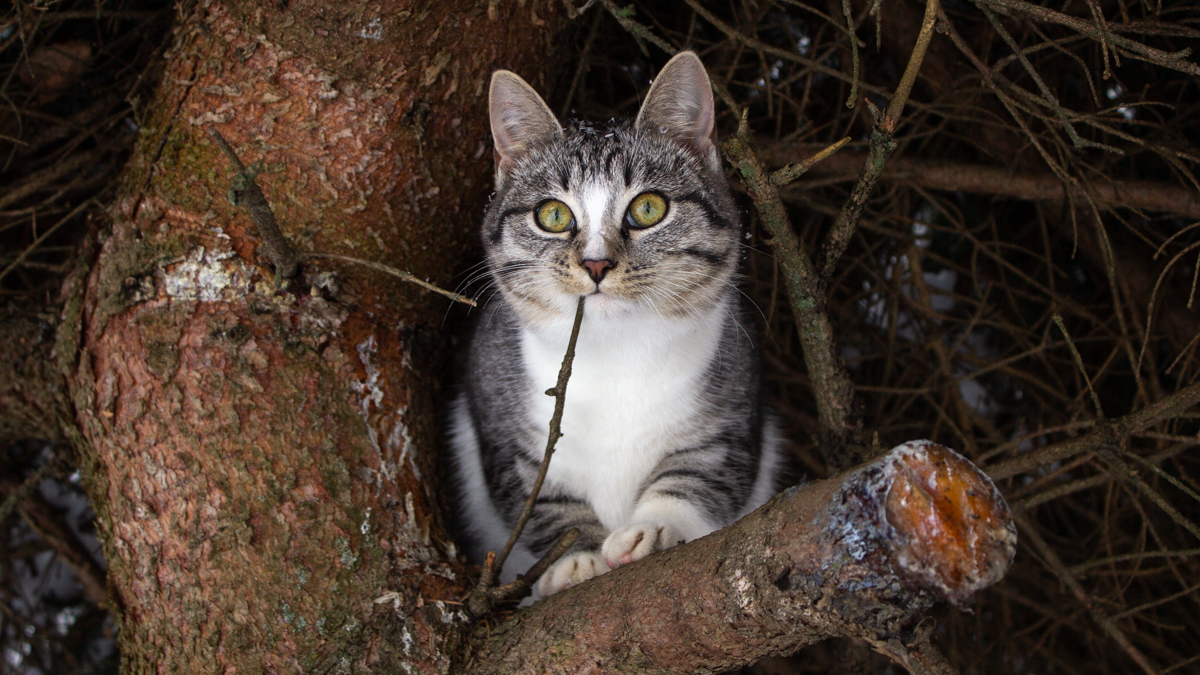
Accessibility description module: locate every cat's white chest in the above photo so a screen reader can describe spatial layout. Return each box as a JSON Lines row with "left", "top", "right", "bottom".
{"left": 520, "top": 304, "right": 724, "bottom": 530}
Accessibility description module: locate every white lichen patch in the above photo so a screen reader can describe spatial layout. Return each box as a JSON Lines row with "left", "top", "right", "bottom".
{"left": 358, "top": 18, "right": 383, "bottom": 40}
{"left": 159, "top": 246, "right": 256, "bottom": 302}
{"left": 731, "top": 568, "right": 757, "bottom": 615}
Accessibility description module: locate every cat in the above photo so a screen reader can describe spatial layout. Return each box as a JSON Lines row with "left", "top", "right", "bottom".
{"left": 447, "top": 51, "right": 786, "bottom": 598}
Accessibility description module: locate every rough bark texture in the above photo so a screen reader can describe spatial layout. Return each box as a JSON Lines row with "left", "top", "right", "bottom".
{"left": 1, "top": 304, "right": 73, "bottom": 443}
{"left": 461, "top": 441, "right": 1015, "bottom": 674}
{"left": 54, "top": 1, "right": 569, "bottom": 671}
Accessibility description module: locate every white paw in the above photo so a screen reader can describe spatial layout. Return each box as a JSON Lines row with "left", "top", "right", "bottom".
{"left": 602, "top": 522, "right": 685, "bottom": 569}
{"left": 534, "top": 551, "right": 609, "bottom": 597}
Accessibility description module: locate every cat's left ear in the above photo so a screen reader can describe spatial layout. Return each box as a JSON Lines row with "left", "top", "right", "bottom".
{"left": 489, "top": 70, "right": 562, "bottom": 185}
{"left": 636, "top": 52, "right": 719, "bottom": 169}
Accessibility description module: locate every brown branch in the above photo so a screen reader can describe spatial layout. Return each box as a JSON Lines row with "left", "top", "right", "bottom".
{"left": 0, "top": 304, "right": 73, "bottom": 444}
{"left": 816, "top": 0, "right": 939, "bottom": 280}
{"left": 765, "top": 142, "right": 1200, "bottom": 220}
{"left": 467, "top": 296, "right": 586, "bottom": 615}
{"left": 10, "top": 488, "right": 109, "bottom": 607}
{"left": 1014, "top": 512, "right": 1160, "bottom": 675}
{"left": 975, "top": 0, "right": 1200, "bottom": 76}
{"left": 724, "top": 130, "right": 860, "bottom": 469}
{"left": 462, "top": 441, "right": 1016, "bottom": 674}
{"left": 208, "top": 128, "right": 301, "bottom": 280}
{"left": 986, "top": 379, "right": 1200, "bottom": 481}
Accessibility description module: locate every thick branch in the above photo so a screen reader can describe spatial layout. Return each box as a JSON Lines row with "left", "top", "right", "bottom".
{"left": 462, "top": 441, "right": 1016, "bottom": 674}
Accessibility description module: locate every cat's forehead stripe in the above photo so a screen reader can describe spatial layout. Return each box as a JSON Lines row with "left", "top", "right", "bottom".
{"left": 581, "top": 183, "right": 610, "bottom": 259}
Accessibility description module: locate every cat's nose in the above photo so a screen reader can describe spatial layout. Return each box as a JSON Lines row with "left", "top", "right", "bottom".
{"left": 582, "top": 259, "right": 614, "bottom": 283}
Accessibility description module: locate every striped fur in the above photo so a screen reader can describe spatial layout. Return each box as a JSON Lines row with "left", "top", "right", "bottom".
{"left": 447, "top": 52, "right": 785, "bottom": 598}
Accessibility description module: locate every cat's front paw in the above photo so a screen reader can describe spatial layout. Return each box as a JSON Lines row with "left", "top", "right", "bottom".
{"left": 602, "top": 522, "right": 685, "bottom": 569}
{"left": 535, "top": 550, "right": 609, "bottom": 597}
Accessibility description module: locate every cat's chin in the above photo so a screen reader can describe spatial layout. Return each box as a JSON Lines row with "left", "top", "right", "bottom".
{"left": 581, "top": 291, "right": 635, "bottom": 318}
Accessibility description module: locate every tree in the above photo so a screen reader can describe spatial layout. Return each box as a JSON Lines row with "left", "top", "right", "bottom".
{"left": 3, "top": 0, "right": 1198, "bottom": 673}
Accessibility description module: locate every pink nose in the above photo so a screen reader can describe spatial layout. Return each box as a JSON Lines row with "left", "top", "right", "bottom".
{"left": 583, "top": 259, "right": 613, "bottom": 283}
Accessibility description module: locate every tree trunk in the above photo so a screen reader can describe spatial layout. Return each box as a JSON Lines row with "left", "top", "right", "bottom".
{"left": 53, "top": 0, "right": 569, "bottom": 671}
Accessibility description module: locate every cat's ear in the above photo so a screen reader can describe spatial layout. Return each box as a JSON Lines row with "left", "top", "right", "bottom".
{"left": 489, "top": 70, "right": 562, "bottom": 182}
{"left": 636, "top": 52, "right": 718, "bottom": 167}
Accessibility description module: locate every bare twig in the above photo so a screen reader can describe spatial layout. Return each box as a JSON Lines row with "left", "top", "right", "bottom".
{"left": 303, "top": 253, "right": 475, "bottom": 307}
{"left": 0, "top": 198, "right": 92, "bottom": 286}
{"left": 1054, "top": 313, "right": 1104, "bottom": 420}
{"left": 975, "top": 0, "right": 1200, "bottom": 76}
{"left": 767, "top": 142, "right": 1200, "bottom": 219}
{"left": 1015, "top": 512, "right": 1160, "bottom": 675}
{"left": 987, "top": 380, "right": 1200, "bottom": 481}
{"left": 467, "top": 296, "right": 586, "bottom": 615}
{"left": 815, "top": 0, "right": 941, "bottom": 280}
{"left": 0, "top": 454, "right": 67, "bottom": 525}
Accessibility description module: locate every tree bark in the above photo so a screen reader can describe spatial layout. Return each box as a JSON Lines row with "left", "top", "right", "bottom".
{"left": 49, "top": 0, "right": 569, "bottom": 671}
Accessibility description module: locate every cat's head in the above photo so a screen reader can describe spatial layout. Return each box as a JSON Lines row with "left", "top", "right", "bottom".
{"left": 481, "top": 52, "right": 741, "bottom": 327}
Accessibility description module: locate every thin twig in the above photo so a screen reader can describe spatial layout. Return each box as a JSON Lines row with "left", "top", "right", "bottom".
{"left": 1053, "top": 313, "right": 1104, "bottom": 420}
{"left": 598, "top": 0, "right": 674, "bottom": 56}
{"left": 488, "top": 528, "right": 580, "bottom": 605}
{"left": 0, "top": 453, "right": 68, "bottom": 526}
{"left": 0, "top": 198, "right": 92, "bottom": 286}
{"left": 770, "top": 136, "right": 850, "bottom": 186}
{"left": 975, "top": 0, "right": 1200, "bottom": 76}
{"left": 987, "top": 380, "right": 1200, "bottom": 480}
{"left": 723, "top": 120, "right": 859, "bottom": 469}
{"left": 1015, "top": 512, "right": 1161, "bottom": 675}
{"left": 303, "top": 253, "right": 475, "bottom": 306}
{"left": 468, "top": 296, "right": 586, "bottom": 615}
{"left": 815, "top": 0, "right": 940, "bottom": 281}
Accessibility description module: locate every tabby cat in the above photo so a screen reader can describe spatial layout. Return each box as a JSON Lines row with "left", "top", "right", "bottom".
{"left": 448, "top": 52, "right": 785, "bottom": 598}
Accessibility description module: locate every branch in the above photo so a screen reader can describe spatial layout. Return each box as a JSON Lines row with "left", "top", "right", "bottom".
{"left": 0, "top": 304, "right": 73, "bottom": 444}
{"left": 208, "top": 128, "right": 301, "bottom": 280}
{"left": 463, "top": 441, "right": 1016, "bottom": 674}
{"left": 815, "top": 0, "right": 941, "bottom": 280}
{"left": 723, "top": 131, "right": 860, "bottom": 469}
{"left": 467, "top": 297, "right": 586, "bottom": 615}
{"left": 764, "top": 142, "right": 1200, "bottom": 220}
{"left": 975, "top": 0, "right": 1200, "bottom": 76}
{"left": 986, "top": 379, "right": 1200, "bottom": 481}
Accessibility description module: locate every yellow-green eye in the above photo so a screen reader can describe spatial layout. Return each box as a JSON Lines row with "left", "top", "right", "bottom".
{"left": 535, "top": 200, "right": 574, "bottom": 233}
{"left": 627, "top": 192, "right": 668, "bottom": 228}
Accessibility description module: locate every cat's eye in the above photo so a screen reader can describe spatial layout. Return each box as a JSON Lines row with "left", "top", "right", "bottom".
{"left": 627, "top": 193, "right": 668, "bottom": 228}
{"left": 535, "top": 200, "right": 575, "bottom": 233}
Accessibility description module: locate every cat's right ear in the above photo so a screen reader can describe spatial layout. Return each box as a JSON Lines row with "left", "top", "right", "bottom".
{"left": 489, "top": 71, "right": 561, "bottom": 185}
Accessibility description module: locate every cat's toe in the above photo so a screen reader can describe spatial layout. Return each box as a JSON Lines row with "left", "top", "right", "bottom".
{"left": 534, "top": 551, "right": 608, "bottom": 597}
{"left": 602, "top": 522, "right": 684, "bottom": 569}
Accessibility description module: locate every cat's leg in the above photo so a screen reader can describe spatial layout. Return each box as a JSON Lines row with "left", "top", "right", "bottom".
{"left": 602, "top": 448, "right": 746, "bottom": 568}
{"left": 521, "top": 495, "right": 609, "bottom": 597}
{"left": 482, "top": 443, "right": 611, "bottom": 596}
